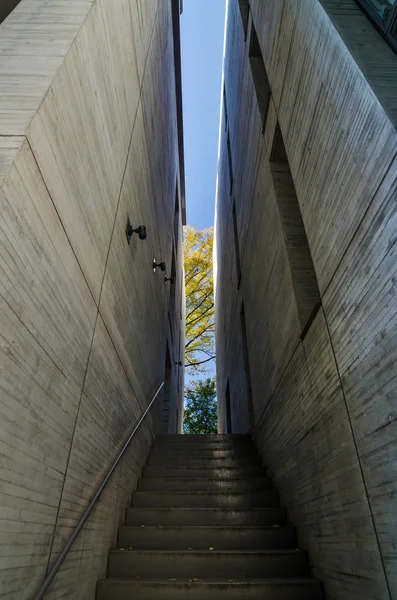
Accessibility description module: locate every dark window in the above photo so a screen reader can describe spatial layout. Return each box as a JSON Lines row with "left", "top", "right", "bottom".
{"left": 237, "top": 0, "right": 250, "bottom": 40}
{"left": 227, "top": 131, "right": 233, "bottom": 196}
{"left": 232, "top": 201, "right": 242, "bottom": 289}
{"left": 161, "top": 346, "right": 172, "bottom": 433}
{"left": 356, "top": 0, "right": 397, "bottom": 51}
{"left": 225, "top": 380, "right": 232, "bottom": 433}
{"left": 240, "top": 304, "right": 254, "bottom": 431}
{"left": 270, "top": 123, "right": 321, "bottom": 339}
{"left": 0, "top": 0, "right": 22, "bottom": 25}
{"left": 168, "top": 247, "right": 177, "bottom": 342}
{"left": 249, "top": 21, "right": 271, "bottom": 131}
{"left": 174, "top": 184, "right": 180, "bottom": 253}
{"left": 223, "top": 85, "right": 228, "bottom": 132}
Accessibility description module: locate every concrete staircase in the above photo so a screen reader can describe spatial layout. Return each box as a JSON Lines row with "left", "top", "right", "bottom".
{"left": 96, "top": 434, "right": 323, "bottom": 599}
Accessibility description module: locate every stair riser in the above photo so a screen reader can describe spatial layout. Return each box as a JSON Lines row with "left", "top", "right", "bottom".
{"left": 118, "top": 526, "right": 297, "bottom": 549}
{"left": 150, "top": 450, "right": 258, "bottom": 459}
{"left": 126, "top": 508, "right": 286, "bottom": 526}
{"left": 153, "top": 441, "right": 255, "bottom": 450}
{"left": 147, "top": 457, "right": 262, "bottom": 467}
{"left": 138, "top": 478, "right": 271, "bottom": 492}
{"left": 107, "top": 551, "right": 309, "bottom": 579}
{"left": 156, "top": 435, "right": 251, "bottom": 441}
{"left": 97, "top": 581, "right": 323, "bottom": 600}
{"left": 143, "top": 466, "right": 266, "bottom": 478}
{"left": 132, "top": 492, "right": 279, "bottom": 509}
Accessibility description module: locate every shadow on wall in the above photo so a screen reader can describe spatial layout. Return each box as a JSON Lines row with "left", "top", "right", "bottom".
{"left": 0, "top": 0, "right": 22, "bottom": 25}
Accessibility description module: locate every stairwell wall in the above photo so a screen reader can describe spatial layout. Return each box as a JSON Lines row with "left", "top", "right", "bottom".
{"left": 215, "top": 1, "right": 397, "bottom": 598}
{"left": 0, "top": 0, "right": 185, "bottom": 598}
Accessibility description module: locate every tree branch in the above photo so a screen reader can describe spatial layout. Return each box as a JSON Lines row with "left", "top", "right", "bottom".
{"left": 186, "top": 291, "right": 213, "bottom": 321}
{"left": 186, "top": 304, "right": 215, "bottom": 328}
{"left": 185, "top": 356, "right": 215, "bottom": 367}
{"left": 185, "top": 265, "right": 200, "bottom": 285}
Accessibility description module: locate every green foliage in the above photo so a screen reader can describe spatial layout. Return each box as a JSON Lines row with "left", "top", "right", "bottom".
{"left": 184, "top": 226, "right": 215, "bottom": 372}
{"left": 183, "top": 378, "right": 218, "bottom": 434}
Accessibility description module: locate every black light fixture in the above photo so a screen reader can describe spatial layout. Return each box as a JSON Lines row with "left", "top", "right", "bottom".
{"left": 153, "top": 259, "right": 166, "bottom": 273}
{"left": 175, "top": 361, "right": 183, "bottom": 366}
{"left": 164, "top": 275, "right": 175, "bottom": 284}
{"left": 126, "top": 217, "right": 147, "bottom": 245}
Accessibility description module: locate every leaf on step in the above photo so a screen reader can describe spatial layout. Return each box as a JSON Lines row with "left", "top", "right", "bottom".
{"left": 228, "top": 580, "right": 234, "bottom": 583}
{"left": 119, "top": 548, "right": 125, "bottom": 551}
{"left": 129, "top": 547, "right": 133, "bottom": 550}
{"left": 188, "top": 547, "right": 193, "bottom": 550}
{"left": 135, "top": 575, "right": 141, "bottom": 580}
{"left": 209, "top": 547, "right": 214, "bottom": 550}
{"left": 168, "top": 578, "right": 177, "bottom": 581}
{"left": 189, "top": 578, "right": 200, "bottom": 582}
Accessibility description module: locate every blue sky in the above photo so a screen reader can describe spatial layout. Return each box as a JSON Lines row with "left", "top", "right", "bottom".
{"left": 181, "top": 0, "right": 226, "bottom": 387}
{"left": 181, "top": 0, "right": 226, "bottom": 230}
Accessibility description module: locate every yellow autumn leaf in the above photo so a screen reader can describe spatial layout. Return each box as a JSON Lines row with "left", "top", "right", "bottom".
{"left": 184, "top": 226, "right": 215, "bottom": 372}
{"left": 209, "top": 547, "right": 214, "bottom": 550}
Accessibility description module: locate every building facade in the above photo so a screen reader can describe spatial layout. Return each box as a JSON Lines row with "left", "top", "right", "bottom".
{"left": 0, "top": 0, "right": 185, "bottom": 597}
{"left": 216, "top": 0, "right": 397, "bottom": 598}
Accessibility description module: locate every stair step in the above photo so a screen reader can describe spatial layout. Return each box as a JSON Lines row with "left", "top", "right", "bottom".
{"left": 143, "top": 466, "right": 266, "bottom": 478}
{"left": 147, "top": 456, "right": 262, "bottom": 467}
{"left": 118, "top": 525, "right": 297, "bottom": 549}
{"left": 126, "top": 507, "right": 286, "bottom": 526}
{"left": 131, "top": 491, "right": 278, "bottom": 509}
{"left": 154, "top": 438, "right": 254, "bottom": 447}
{"left": 138, "top": 477, "right": 271, "bottom": 492}
{"left": 107, "top": 549, "right": 309, "bottom": 579}
{"left": 156, "top": 434, "right": 251, "bottom": 441}
{"left": 97, "top": 578, "right": 323, "bottom": 600}
{"left": 150, "top": 448, "right": 258, "bottom": 459}
{"left": 152, "top": 443, "right": 256, "bottom": 453}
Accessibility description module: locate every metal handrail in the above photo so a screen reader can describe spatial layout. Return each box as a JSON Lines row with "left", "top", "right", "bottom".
{"left": 33, "top": 381, "right": 165, "bottom": 600}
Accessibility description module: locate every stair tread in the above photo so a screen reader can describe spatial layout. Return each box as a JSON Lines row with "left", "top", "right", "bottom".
{"left": 120, "top": 525, "right": 293, "bottom": 529}
{"left": 111, "top": 549, "right": 305, "bottom": 555}
{"left": 141, "top": 477, "right": 269, "bottom": 481}
{"left": 128, "top": 507, "right": 281, "bottom": 511}
{"left": 134, "top": 491, "right": 273, "bottom": 495}
{"left": 98, "top": 435, "right": 320, "bottom": 599}
{"left": 99, "top": 577, "right": 318, "bottom": 584}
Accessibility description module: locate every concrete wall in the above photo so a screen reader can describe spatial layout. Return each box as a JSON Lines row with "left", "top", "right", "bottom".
{"left": 0, "top": 0, "right": 185, "bottom": 598}
{"left": 215, "top": 0, "right": 397, "bottom": 598}
{"left": 0, "top": 0, "right": 21, "bottom": 24}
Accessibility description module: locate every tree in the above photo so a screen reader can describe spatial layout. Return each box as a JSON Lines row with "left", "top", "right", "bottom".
{"left": 183, "top": 378, "right": 217, "bottom": 434}
{"left": 184, "top": 226, "right": 215, "bottom": 371}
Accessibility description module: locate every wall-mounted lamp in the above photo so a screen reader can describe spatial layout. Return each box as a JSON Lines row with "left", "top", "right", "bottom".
{"left": 175, "top": 361, "right": 183, "bottom": 366}
{"left": 164, "top": 276, "right": 175, "bottom": 284}
{"left": 153, "top": 259, "right": 166, "bottom": 273}
{"left": 126, "top": 217, "right": 147, "bottom": 245}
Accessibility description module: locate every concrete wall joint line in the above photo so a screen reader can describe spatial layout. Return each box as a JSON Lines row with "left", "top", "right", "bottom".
{"left": 29, "top": 0, "right": 164, "bottom": 583}
{"left": 25, "top": 137, "right": 97, "bottom": 311}
{"left": 43, "top": 308, "right": 100, "bottom": 579}
{"left": 320, "top": 148, "right": 397, "bottom": 299}
{"left": 252, "top": 338, "right": 301, "bottom": 436}
{"left": 275, "top": 0, "right": 301, "bottom": 117}
{"left": 321, "top": 309, "right": 393, "bottom": 599}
